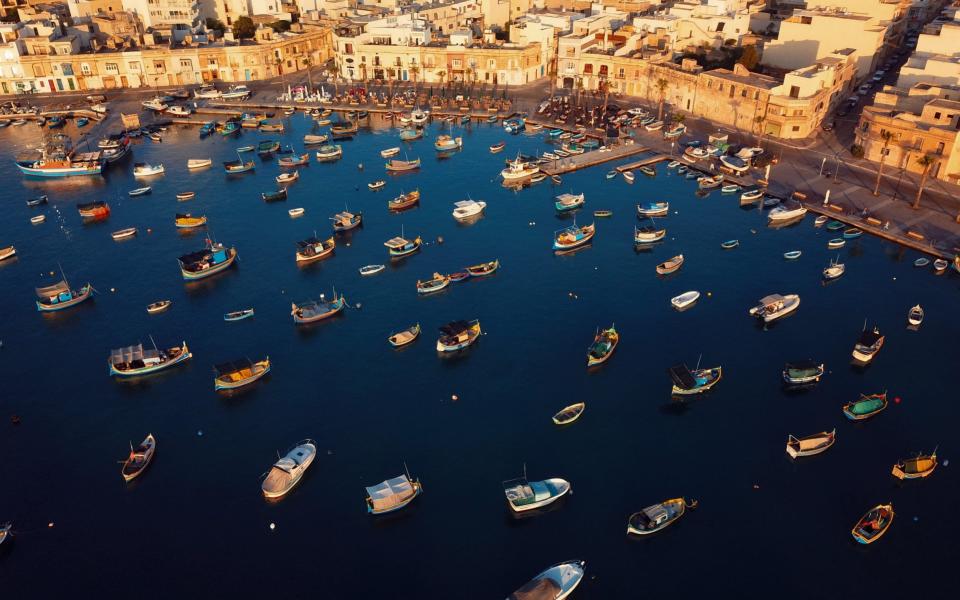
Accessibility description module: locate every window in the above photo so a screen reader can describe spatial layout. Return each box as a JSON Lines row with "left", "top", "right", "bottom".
{"left": 792, "top": 125, "right": 800, "bottom": 132}
{"left": 61, "top": 64, "right": 73, "bottom": 76}
{"left": 789, "top": 85, "right": 800, "bottom": 98}
{"left": 716, "top": 22, "right": 725, "bottom": 32}
{"left": 936, "top": 141, "right": 945, "bottom": 155}
{"left": 105, "top": 63, "right": 118, "bottom": 73}
{"left": 80, "top": 63, "right": 91, "bottom": 75}
{"left": 180, "top": 59, "right": 192, "bottom": 69}
{"left": 913, "top": 136, "right": 923, "bottom": 150}
{"left": 583, "top": 64, "right": 592, "bottom": 74}
{"left": 153, "top": 60, "right": 165, "bottom": 73}
{"left": 618, "top": 68, "right": 625, "bottom": 79}
{"left": 741, "top": 89, "right": 747, "bottom": 97}
{"left": 934, "top": 112, "right": 941, "bottom": 119}
{"left": 32, "top": 64, "right": 44, "bottom": 77}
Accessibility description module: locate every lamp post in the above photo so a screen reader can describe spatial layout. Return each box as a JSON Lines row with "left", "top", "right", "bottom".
{"left": 819, "top": 156, "right": 826, "bottom": 177}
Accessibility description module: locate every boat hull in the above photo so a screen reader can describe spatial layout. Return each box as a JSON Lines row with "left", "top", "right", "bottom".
{"left": 180, "top": 249, "right": 237, "bottom": 280}
{"left": 109, "top": 345, "right": 192, "bottom": 377}
{"left": 17, "top": 163, "right": 102, "bottom": 177}
{"left": 215, "top": 362, "right": 270, "bottom": 391}
{"left": 36, "top": 284, "right": 94, "bottom": 312}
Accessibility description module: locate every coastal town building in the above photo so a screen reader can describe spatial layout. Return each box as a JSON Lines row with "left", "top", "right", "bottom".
{"left": 896, "top": 10, "right": 960, "bottom": 88}
{"left": 631, "top": 0, "right": 754, "bottom": 52}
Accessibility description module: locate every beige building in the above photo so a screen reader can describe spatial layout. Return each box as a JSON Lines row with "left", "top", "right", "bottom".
{"left": 856, "top": 81, "right": 960, "bottom": 184}
{"left": 897, "top": 15, "right": 960, "bottom": 88}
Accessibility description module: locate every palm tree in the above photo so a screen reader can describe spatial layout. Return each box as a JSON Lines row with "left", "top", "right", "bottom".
{"left": 276, "top": 56, "right": 286, "bottom": 95}
{"left": 672, "top": 113, "right": 686, "bottom": 124}
{"left": 437, "top": 69, "right": 446, "bottom": 88}
{"left": 410, "top": 64, "right": 420, "bottom": 91}
{"left": 754, "top": 114, "right": 766, "bottom": 147}
{"left": 303, "top": 55, "right": 313, "bottom": 97}
{"left": 912, "top": 154, "right": 935, "bottom": 209}
{"left": 873, "top": 130, "right": 894, "bottom": 196}
{"left": 656, "top": 78, "right": 668, "bottom": 121}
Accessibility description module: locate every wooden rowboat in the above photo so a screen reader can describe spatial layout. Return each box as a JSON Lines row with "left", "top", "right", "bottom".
{"left": 214, "top": 357, "right": 270, "bottom": 390}
{"left": 891, "top": 449, "right": 937, "bottom": 480}
{"left": 121, "top": 433, "right": 156, "bottom": 482}
{"left": 388, "top": 189, "right": 420, "bottom": 211}
{"left": 627, "top": 498, "right": 694, "bottom": 535}
{"left": 843, "top": 391, "right": 887, "bottom": 420}
{"left": 656, "top": 254, "right": 684, "bottom": 275}
{"left": 587, "top": 326, "right": 618, "bottom": 367}
{"left": 466, "top": 260, "right": 499, "bottom": 277}
{"left": 176, "top": 191, "right": 196, "bottom": 201}
{"left": 388, "top": 323, "right": 421, "bottom": 347}
{"left": 224, "top": 308, "right": 254, "bottom": 321}
{"left": 852, "top": 503, "right": 893, "bottom": 544}
{"left": 146, "top": 300, "right": 172, "bottom": 314}
{"left": 552, "top": 402, "right": 585, "bottom": 425}
{"left": 785, "top": 429, "right": 836, "bottom": 458}
{"left": 111, "top": 227, "right": 137, "bottom": 241}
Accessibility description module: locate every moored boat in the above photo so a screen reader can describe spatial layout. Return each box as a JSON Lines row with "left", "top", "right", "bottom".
{"left": 174, "top": 213, "right": 206, "bottom": 228}
{"left": 388, "top": 323, "right": 421, "bottom": 347}
{"left": 365, "top": 471, "right": 422, "bottom": 515}
{"left": 721, "top": 239, "right": 739, "bottom": 249}
{"left": 26, "top": 194, "right": 48, "bottom": 207}
{"left": 30, "top": 215, "right": 45, "bottom": 225}
{"left": 133, "top": 162, "right": 164, "bottom": 177}
{"left": 146, "top": 300, "right": 171, "bottom": 314}
{"left": 35, "top": 276, "right": 94, "bottom": 312}
{"left": 417, "top": 273, "right": 450, "bottom": 294}
{"left": 388, "top": 189, "right": 420, "bottom": 211}
{"left": 586, "top": 325, "right": 618, "bottom": 367}
{"left": 434, "top": 135, "right": 462, "bottom": 152}
{"left": 555, "top": 192, "right": 585, "bottom": 213}
{"left": 748, "top": 293, "right": 800, "bottom": 323}
{"left": 384, "top": 232, "right": 422, "bottom": 258}
{"left": 109, "top": 340, "right": 191, "bottom": 377}
{"left": 768, "top": 204, "right": 808, "bottom": 221}
{"left": 223, "top": 308, "right": 254, "bottom": 322}
{"left": 635, "top": 225, "right": 666, "bottom": 244}
{"left": 933, "top": 258, "right": 948, "bottom": 273}
{"left": 627, "top": 498, "right": 692, "bottom": 535}
{"left": 814, "top": 215, "right": 828, "bottom": 226}
{"left": 851, "top": 326, "right": 884, "bottom": 364}
{"left": 639, "top": 165, "right": 656, "bottom": 177}
{"left": 843, "top": 391, "right": 888, "bottom": 420}
{"left": 385, "top": 157, "right": 421, "bottom": 172}
{"left": 77, "top": 201, "right": 110, "bottom": 219}
{"left": 368, "top": 180, "right": 386, "bottom": 191}
{"left": 380, "top": 147, "right": 400, "bottom": 158}
{"left": 740, "top": 188, "right": 763, "bottom": 203}
{"left": 295, "top": 236, "right": 335, "bottom": 263}
{"left": 669, "top": 363, "right": 722, "bottom": 395}
{"left": 907, "top": 304, "right": 923, "bottom": 326}
{"left": 291, "top": 290, "right": 346, "bottom": 323}
{"left": 783, "top": 250, "right": 802, "bottom": 260}
{"left": 331, "top": 210, "right": 362, "bottom": 232}
{"left": 489, "top": 141, "right": 506, "bottom": 153}
{"left": 177, "top": 240, "right": 237, "bottom": 280}
{"left": 315, "top": 144, "right": 343, "bottom": 162}
{"left": 914, "top": 257, "right": 930, "bottom": 268}
{"left": 503, "top": 473, "right": 570, "bottom": 513}
{"left": 656, "top": 254, "right": 684, "bottom": 275}
{"left": 452, "top": 199, "right": 486, "bottom": 220}
{"left": 552, "top": 402, "right": 585, "bottom": 425}
{"left": 553, "top": 222, "right": 595, "bottom": 252}
{"left": 0, "top": 245, "right": 16, "bottom": 262}
{"left": 637, "top": 202, "right": 669, "bottom": 217}
{"left": 843, "top": 227, "right": 863, "bottom": 239}
{"left": 827, "top": 238, "right": 846, "bottom": 249}
{"left": 261, "top": 188, "right": 288, "bottom": 202}
{"left": 261, "top": 440, "right": 317, "bottom": 499}
{"left": 436, "top": 319, "right": 481, "bottom": 352}
{"left": 852, "top": 504, "right": 894, "bottom": 544}
{"left": 359, "top": 264, "right": 385, "bottom": 276}
{"left": 187, "top": 158, "right": 212, "bottom": 169}
{"left": 782, "top": 360, "right": 824, "bottom": 384}
{"left": 501, "top": 155, "right": 539, "bottom": 181}
{"left": 223, "top": 158, "right": 254, "bottom": 173}
{"left": 891, "top": 449, "right": 937, "bottom": 480}
{"left": 671, "top": 291, "right": 700, "bottom": 310}
{"left": 278, "top": 153, "right": 309, "bottom": 168}
{"left": 214, "top": 357, "right": 270, "bottom": 391}
{"left": 276, "top": 172, "right": 299, "bottom": 184}
{"left": 111, "top": 227, "right": 137, "bottom": 241}
{"left": 120, "top": 434, "right": 156, "bottom": 482}
{"left": 507, "top": 560, "right": 586, "bottom": 600}
{"left": 593, "top": 209, "right": 613, "bottom": 218}
{"left": 786, "top": 429, "right": 836, "bottom": 458}
{"left": 466, "top": 259, "right": 499, "bottom": 277}
{"left": 128, "top": 187, "right": 151, "bottom": 197}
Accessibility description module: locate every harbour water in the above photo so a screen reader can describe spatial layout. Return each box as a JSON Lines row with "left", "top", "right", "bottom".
{"left": 1, "top": 114, "right": 957, "bottom": 597}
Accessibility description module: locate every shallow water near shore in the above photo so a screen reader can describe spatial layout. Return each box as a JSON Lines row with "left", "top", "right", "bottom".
{"left": 1, "top": 114, "right": 957, "bottom": 597}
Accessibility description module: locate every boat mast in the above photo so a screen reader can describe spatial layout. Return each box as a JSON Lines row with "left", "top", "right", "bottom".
{"left": 57, "top": 261, "right": 69, "bottom": 289}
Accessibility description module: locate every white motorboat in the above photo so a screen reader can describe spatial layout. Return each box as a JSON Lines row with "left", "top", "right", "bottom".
{"left": 261, "top": 439, "right": 317, "bottom": 499}
{"left": 411, "top": 107, "right": 428, "bottom": 124}
{"left": 141, "top": 98, "right": 167, "bottom": 112}
{"left": 167, "top": 105, "right": 192, "bottom": 117}
{"left": 501, "top": 155, "right": 539, "bottom": 181}
{"left": 823, "top": 257, "right": 845, "bottom": 280}
{"left": 507, "top": 560, "right": 586, "bottom": 600}
{"left": 749, "top": 293, "right": 800, "bottom": 323}
{"left": 288, "top": 207, "right": 305, "bottom": 218}
{"left": 719, "top": 154, "right": 750, "bottom": 174}
{"left": 671, "top": 291, "right": 700, "bottom": 310}
{"left": 194, "top": 85, "right": 222, "bottom": 99}
{"left": 220, "top": 85, "right": 251, "bottom": 100}
{"left": 380, "top": 147, "right": 400, "bottom": 158}
{"left": 187, "top": 158, "right": 212, "bottom": 169}
{"left": 133, "top": 162, "right": 164, "bottom": 177}
{"left": 907, "top": 304, "right": 924, "bottom": 327}
{"left": 452, "top": 199, "right": 486, "bottom": 221}
{"left": 768, "top": 205, "right": 808, "bottom": 221}
{"left": 503, "top": 475, "right": 571, "bottom": 513}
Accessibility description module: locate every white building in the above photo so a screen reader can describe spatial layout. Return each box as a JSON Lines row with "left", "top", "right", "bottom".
{"left": 897, "top": 16, "right": 960, "bottom": 88}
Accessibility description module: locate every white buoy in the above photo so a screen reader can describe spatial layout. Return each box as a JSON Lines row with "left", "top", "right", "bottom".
{"left": 451, "top": 394, "right": 459, "bottom": 401}
{"left": 269, "top": 522, "right": 276, "bottom": 531}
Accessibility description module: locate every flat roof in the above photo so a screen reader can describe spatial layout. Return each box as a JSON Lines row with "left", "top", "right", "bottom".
{"left": 703, "top": 68, "right": 780, "bottom": 90}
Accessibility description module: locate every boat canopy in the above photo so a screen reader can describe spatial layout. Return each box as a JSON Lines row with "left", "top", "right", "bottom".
{"left": 77, "top": 201, "right": 107, "bottom": 210}
{"left": 178, "top": 248, "right": 212, "bottom": 265}
{"left": 453, "top": 200, "right": 478, "bottom": 208}
{"left": 110, "top": 343, "right": 159, "bottom": 366}
{"left": 35, "top": 280, "right": 70, "bottom": 298}
{"left": 439, "top": 321, "right": 471, "bottom": 335}
{"left": 296, "top": 237, "right": 324, "bottom": 249}
{"left": 509, "top": 578, "right": 561, "bottom": 600}
{"left": 785, "top": 360, "right": 820, "bottom": 373}
{"left": 214, "top": 358, "right": 253, "bottom": 376}
{"left": 858, "top": 330, "right": 882, "bottom": 346}
{"left": 384, "top": 237, "right": 410, "bottom": 249}
{"left": 759, "top": 294, "right": 785, "bottom": 306}
{"left": 366, "top": 475, "right": 413, "bottom": 511}
{"left": 668, "top": 365, "right": 697, "bottom": 390}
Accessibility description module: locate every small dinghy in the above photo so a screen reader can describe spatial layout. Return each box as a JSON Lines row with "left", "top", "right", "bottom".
{"left": 843, "top": 227, "right": 863, "bottom": 239}
{"left": 627, "top": 498, "right": 694, "bottom": 535}
{"left": 762, "top": 196, "right": 780, "bottom": 208}
{"left": 852, "top": 504, "right": 894, "bottom": 544}
{"left": 593, "top": 210, "right": 613, "bottom": 218}
{"left": 814, "top": 215, "right": 828, "bottom": 227}
{"left": 623, "top": 171, "right": 635, "bottom": 183}
{"left": 934, "top": 259, "right": 949, "bottom": 273}
{"left": 786, "top": 429, "right": 836, "bottom": 458}
{"left": 721, "top": 184, "right": 740, "bottom": 194}
{"left": 276, "top": 171, "right": 299, "bottom": 184}
{"left": 637, "top": 202, "right": 669, "bottom": 217}
{"left": 187, "top": 158, "right": 212, "bottom": 169}
{"left": 417, "top": 273, "right": 451, "bottom": 294}
{"left": 176, "top": 191, "right": 196, "bottom": 201}
{"left": 359, "top": 264, "right": 385, "bottom": 276}
{"left": 448, "top": 271, "right": 470, "bottom": 282}
{"left": 368, "top": 180, "right": 386, "bottom": 191}
{"left": 111, "top": 227, "right": 137, "bottom": 241}
{"left": 146, "top": 300, "right": 172, "bottom": 314}
{"left": 671, "top": 291, "right": 700, "bottom": 310}
{"left": 121, "top": 434, "right": 156, "bottom": 482}
{"left": 388, "top": 323, "right": 421, "bottom": 347}
{"left": 507, "top": 560, "right": 586, "bottom": 600}
{"left": 914, "top": 257, "right": 930, "bottom": 268}
{"left": 635, "top": 226, "right": 666, "bottom": 244}
{"left": 31, "top": 215, "right": 46, "bottom": 224}
{"left": 489, "top": 142, "right": 506, "bottom": 153}
{"left": 224, "top": 308, "right": 255, "bottom": 322}
{"left": 720, "top": 239, "right": 739, "bottom": 249}
{"left": 782, "top": 360, "right": 824, "bottom": 385}
{"left": 783, "top": 250, "right": 802, "bottom": 260}
{"left": 823, "top": 259, "right": 845, "bottom": 280}
{"left": 288, "top": 207, "right": 305, "bottom": 218}
{"left": 740, "top": 188, "right": 763, "bottom": 202}
{"left": 380, "top": 147, "right": 401, "bottom": 158}
{"left": 261, "top": 440, "right": 316, "bottom": 499}
{"left": 639, "top": 165, "right": 656, "bottom": 177}
{"left": 843, "top": 391, "right": 888, "bottom": 420}
{"left": 466, "top": 260, "right": 500, "bottom": 277}
{"left": 907, "top": 304, "right": 923, "bottom": 327}
{"left": 827, "top": 238, "right": 845, "bottom": 249}
{"left": 606, "top": 170, "right": 617, "bottom": 179}
{"left": 891, "top": 449, "right": 937, "bottom": 480}
{"left": 26, "top": 194, "right": 48, "bottom": 207}
{"left": 826, "top": 220, "right": 845, "bottom": 231}
{"left": 656, "top": 254, "right": 684, "bottom": 275}
{"left": 552, "top": 402, "right": 585, "bottom": 425}
{"left": 128, "top": 187, "right": 152, "bottom": 197}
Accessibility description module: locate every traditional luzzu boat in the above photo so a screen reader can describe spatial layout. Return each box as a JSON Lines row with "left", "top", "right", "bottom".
{"left": 587, "top": 325, "right": 618, "bottom": 367}
{"left": 852, "top": 503, "right": 894, "bottom": 544}
{"left": 656, "top": 254, "right": 684, "bottom": 275}
{"left": 108, "top": 340, "right": 192, "bottom": 377}
{"left": 669, "top": 363, "right": 722, "bottom": 395}
{"left": 213, "top": 357, "right": 271, "bottom": 391}
{"left": 416, "top": 273, "right": 450, "bottom": 295}
{"left": 223, "top": 158, "right": 254, "bottom": 174}
{"left": 436, "top": 319, "right": 481, "bottom": 352}
{"left": 466, "top": 260, "right": 499, "bottom": 277}
{"left": 785, "top": 429, "right": 836, "bottom": 458}
{"left": 0, "top": 246, "right": 17, "bottom": 262}
{"left": 891, "top": 449, "right": 938, "bottom": 480}
{"left": 315, "top": 144, "right": 343, "bottom": 162}
{"left": 503, "top": 472, "right": 571, "bottom": 513}
{"left": 507, "top": 560, "right": 586, "bottom": 600}
{"left": 553, "top": 222, "right": 595, "bottom": 252}
{"left": 635, "top": 225, "right": 667, "bottom": 244}
{"left": 16, "top": 141, "right": 103, "bottom": 178}
{"left": 330, "top": 120, "right": 358, "bottom": 139}
{"left": 261, "top": 188, "right": 287, "bottom": 202}
{"left": 175, "top": 213, "right": 207, "bottom": 229}
{"left": 120, "top": 434, "right": 156, "bottom": 482}
{"left": 434, "top": 135, "right": 462, "bottom": 152}
{"left": 278, "top": 152, "right": 309, "bottom": 167}
{"left": 385, "top": 157, "right": 421, "bottom": 172}
{"left": 843, "top": 391, "right": 888, "bottom": 420}
{"left": 384, "top": 232, "right": 422, "bottom": 258}
{"left": 399, "top": 127, "right": 422, "bottom": 141}
{"left": 365, "top": 470, "right": 422, "bottom": 515}
{"left": 782, "top": 360, "right": 824, "bottom": 385}
{"left": 627, "top": 498, "right": 694, "bottom": 535}
{"left": 291, "top": 290, "right": 346, "bottom": 324}
{"left": 388, "top": 189, "right": 420, "bottom": 211}
{"left": 257, "top": 140, "right": 280, "bottom": 155}
{"left": 388, "top": 323, "right": 421, "bottom": 347}
{"left": 177, "top": 240, "right": 237, "bottom": 280}
{"left": 851, "top": 326, "right": 884, "bottom": 364}
{"left": 331, "top": 210, "right": 362, "bottom": 232}
{"left": 77, "top": 201, "right": 110, "bottom": 220}
{"left": 261, "top": 440, "right": 317, "bottom": 500}
{"left": 294, "top": 236, "right": 335, "bottom": 263}
{"left": 304, "top": 134, "right": 328, "bottom": 146}
{"left": 35, "top": 275, "right": 94, "bottom": 312}
{"left": 637, "top": 201, "right": 669, "bottom": 217}
{"left": 555, "top": 192, "right": 585, "bottom": 213}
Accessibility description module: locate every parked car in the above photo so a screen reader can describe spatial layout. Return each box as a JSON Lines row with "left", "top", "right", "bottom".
{"left": 821, "top": 121, "right": 835, "bottom": 132}
{"left": 858, "top": 84, "right": 872, "bottom": 96}
{"left": 837, "top": 107, "right": 850, "bottom": 118}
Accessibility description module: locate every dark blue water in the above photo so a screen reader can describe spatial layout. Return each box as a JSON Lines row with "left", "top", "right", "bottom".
{"left": 1, "top": 115, "right": 957, "bottom": 598}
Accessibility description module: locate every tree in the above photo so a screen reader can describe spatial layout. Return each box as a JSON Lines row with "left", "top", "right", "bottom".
{"left": 738, "top": 45, "right": 759, "bottom": 70}
{"left": 754, "top": 113, "right": 767, "bottom": 148}
{"left": 303, "top": 54, "right": 313, "bottom": 96}
{"left": 436, "top": 69, "right": 446, "bottom": 88}
{"left": 873, "top": 130, "right": 894, "bottom": 196}
{"left": 268, "top": 20, "right": 290, "bottom": 33}
{"left": 672, "top": 113, "right": 686, "bottom": 124}
{"left": 232, "top": 16, "right": 256, "bottom": 40}
{"left": 206, "top": 18, "right": 226, "bottom": 36}
{"left": 912, "top": 154, "right": 935, "bottom": 209}
{"left": 656, "top": 77, "right": 668, "bottom": 121}
{"left": 410, "top": 64, "right": 420, "bottom": 90}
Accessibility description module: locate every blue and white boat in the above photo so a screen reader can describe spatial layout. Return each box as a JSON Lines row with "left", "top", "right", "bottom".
{"left": 178, "top": 240, "right": 238, "bottom": 280}
{"left": 35, "top": 274, "right": 94, "bottom": 312}
{"left": 108, "top": 340, "right": 192, "bottom": 377}
{"left": 555, "top": 192, "right": 585, "bottom": 213}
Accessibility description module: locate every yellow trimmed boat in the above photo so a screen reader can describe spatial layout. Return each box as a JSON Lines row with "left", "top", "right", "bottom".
{"left": 389, "top": 323, "right": 421, "bottom": 347}
{"left": 552, "top": 402, "right": 585, "bottom": 425}
{"left": 295, "top": 236, "right": 335, "bottom": 263}
{"left": 852, "top": 503, "right": 893, "bottom": 544}
{"left": 891, "top": 449, "right": 937, "bottom": 480}
{"left": 121, "top": 434, "right": 156, "bottom": 482}
{"left": 214, "top": 357, "right": 271, "bottom": 391}
{"left": 175, "top": 213, "right": 207, "bottom": 228}
{"left": 586, "top": 326, "right": 618, "bottom": 367}
{"left": 627, "top": 498, "right": 694, "bottom": 536}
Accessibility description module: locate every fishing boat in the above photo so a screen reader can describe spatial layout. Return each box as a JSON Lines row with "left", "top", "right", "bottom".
{"left": 768, "top": 205, "right": 808, "bottom": 221}
{"left": 331, "top": 210, "right": 362, "bottom": 232}
{"left": 365, "top": 470, "right": 422, "bottom": 515}
{"left": 133, "top": 162, "right": 164, "bottom": 177}
{"left": 914, "top": 257, "right": 930, "bottom": 268}
{"left": 748, "top": 293, "right": 800, "bottom": 323}
{"left": 141, "top": 98, "right": 167, "bottom": 112}
{"left": 108, "top": 340, "right": 191, "bottom": 377}
{"left": 0, "top": 246, "right": 15, "bottom": 262}
{"left": 489, "top": 142, "right": 506, "bottom": 153}
{"left": 843, "top": 391, "right": 888, "bottom": 420}
{"left": 452, "top": 199, "right": 486, "bottom": 221}
{"left": 436, "top": 319, "right": 481, "bottom": 352}
{"left": 257, "top": 140, "right": 280, "bottom": 156}
{"left": 111, "top": 227, "right": 138, "bottom": 241}
{"left": 933, "top": 258, "right": 949, "bottom": 273}
{"left": 291, "top": 290, "right": 346, "bottom": 324}
{"left": 719, "top": 154, "right": 750, "bottom": 174}
{"left": 593, "top": 210, "right": 613, "bottom": 218}
{"left": 417, "top": 273, "right": 450, "bottom": 294}
{"left": 814, "top": 215, "right": 828, "bottom": 227}
{"left": 852, "top": 504, "right": 894, "bottom": 544}
{"left": 671, "top": 291, "right": 700, "bottom": 310}
{"left": 553, "top": 222, "right": 595, "bottom": 251}
{"left": 389, "top": 189, "right": 420, "bottom": 211}
{"left": 16, "top": 140, "right": 103, "bottom": 178}
{"left": 398, "top": 128, "right": 422, "bottom": 142}
{"left": 635, "top": 225, "right": 667, "bottom": 244}
{"left": 720, "top": 239, "right": 739, "bottom": 249}
{"left": 721, "top": 184, "right": 740, "bottom": 194}
{"left": 30, "top": 215, "right": 45, "bottom": 225}
{"left": 466, "top": 260, "right": 499, "bottom": 277}
{"left": 259, "top": 120, "right": 284, "bottom": 133}
{"left": 128, "top": 186, "right": 151, "bottom": 197}
{"left": 644, "top": 120, "right": 664, "bottom": 132}
{"left": 552, "top": 402, "right": 585, "bottom": 425}
{"left": 288, "top": 208, "right": 305, "bottom": 219}
{"left": 639, "top": 165, "right": 657, "bottom": 177}
{"left": 388, "top": 323, "right": 421, "bottom": 347}
{"left": 785, "top": 429, "right": 836, "bottom": 458}
{"left": 782, "top": 360, "right": 825, "bottom": 385}
{"left": 851, "top": 326, "right": 884, "bottom": 364}
{"left": 77, "top": 201, "right": 110, "bottom": 219}
{"left": 385, "top": 157, "right": 421, "bottom": 172}
{"left": 278, "top": 153, "right": 309, "bottom": 168}
{"left": 224, "top": 308, "right": 254, "bottom": 322}
{"left": 434, "top": 135, "right": 462, "bottom": 152}
{"left": 656, "top": 254, "right": 684, "bottom": 275}
{"left": 121, "top": 434, "right": 156, "bottom": 482}
{"left": 637, "top": 202, "right": 669, "bottom": 217}
{"left": 555, "top": 192, "right": 585, "bottom": 213}
{"left": 26, "top": 194, "right": 48, "bottom": 207}
{"left": 669, "top": 363, "right": 722, "bottom": 395}
{"left": 586, "top": 326, "right": 618, "bottom": 367}
{"left": 507, "top": 560, "right": 586, "bottom": 600}
{"left": 304, "top": 134, "right": 328, "bottom": 146}
{"left": 503, "top": 472, "right": 571, "bottom": 513}
{"left": 501, "top": 155, "right": 539, "bottom": 181}
{"left": 827, "top": 238, "right": 845, "bottom": 249}
{"left": 843, "top": 227, "right": 863, "bottom": 239}
{"left": 223, "top": 158, "right": 254, "bottom": 174}
{"left": 262, "top": 440, "right": 317, "bottom": 499}
{"left": 892, "top": 449, "right": 937, "bottom": 480}
{"left": 177, "top": 240, "right": 237, "bottom": 280}
{"left": 35, "top": 274, "right": 94, "bottom": 312}
{"left": 698, "top": 174, "right": 723, "bottom": 189}
{"left": 359, "top": 264, "right": 385, "bottom": 276}
{"left": 740, "top": 188, "right": 763, "bottom": 203}
{"left": 627, "top": 498, "right": 692, "bottom": 535}
{"left": 261, "top": 188, "right": 287, "bottom": 202}
{"left": 174, "top": 213, "right": 206, "bottom": 228}
{"left": 315, "top": 145, "right": 343, "bottom": 162}
{"left": 146, "top": 300, "right": 171, "bottom": 314}
{"left": 214, "top": 357, "right": 271, "bottom": 391}
{"left": 276, "top": 172, "right": 299, "bottom": 185}
{"left": 448, "top": 271, "right": 470, "bottom": 282}
{"left": 186, "top": 158, "right": 212, "bottom": 170}
{"left": 367, "top": 180, "right": 387, "bottom": 192}
{"left": 783, "top": 250, "right": 802, "bottom": 260}
{"left": 295, "top": 236, "right": 335, "bottom": 263}
{"left": 907, "top": 304, "right": 924, "bottom": 327}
